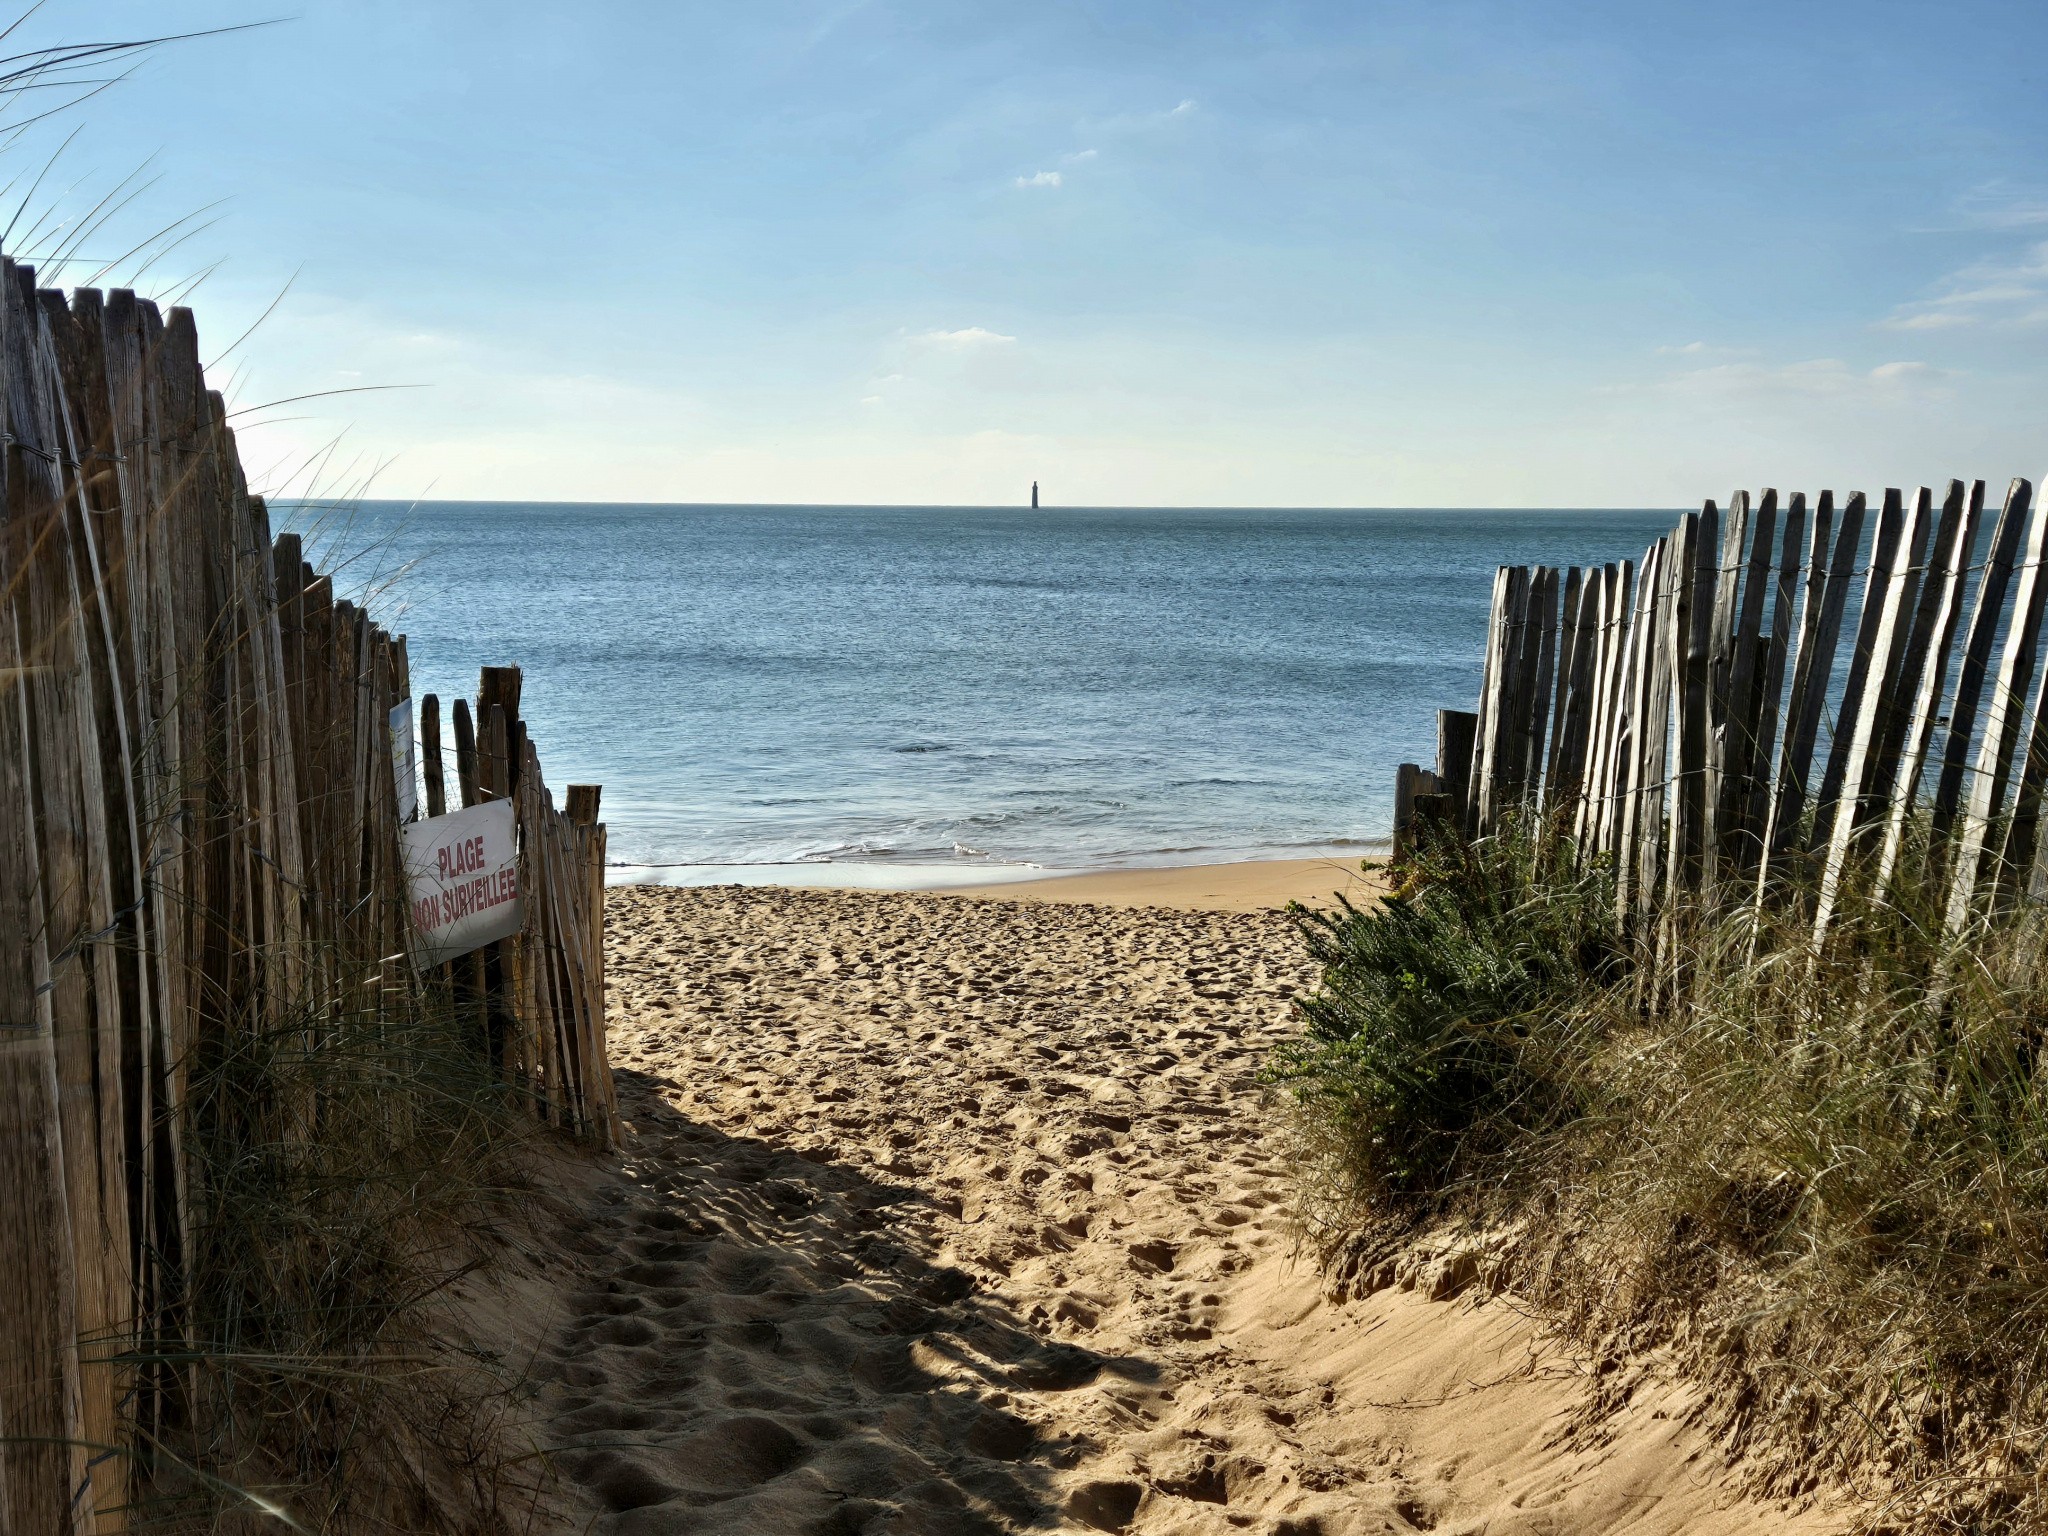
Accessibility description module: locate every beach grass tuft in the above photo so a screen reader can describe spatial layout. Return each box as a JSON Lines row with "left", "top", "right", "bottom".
{"left": 1273, "top": 816, "right": 2048, "bottom": 1531}
{"left": 133, "top": 970, "right": 554, "bottom": 1535}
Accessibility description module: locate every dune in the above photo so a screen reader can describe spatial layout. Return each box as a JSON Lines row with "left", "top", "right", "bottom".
{"left": 525, "top": 875, "right": 1838, "bottom": 1534}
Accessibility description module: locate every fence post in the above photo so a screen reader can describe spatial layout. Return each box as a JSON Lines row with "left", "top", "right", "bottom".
{"left": 1436, "top": 709, "right": 1477, "bottom": 832}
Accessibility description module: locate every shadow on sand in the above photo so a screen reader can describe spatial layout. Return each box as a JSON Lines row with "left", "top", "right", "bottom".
{"left": 539, "top": 1066, "right": 1166, "bottom": 1535}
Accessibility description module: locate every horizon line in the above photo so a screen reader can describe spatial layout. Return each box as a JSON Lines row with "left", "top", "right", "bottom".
{"left": 280, "top": 497, "right": 1705, "bottom": 513}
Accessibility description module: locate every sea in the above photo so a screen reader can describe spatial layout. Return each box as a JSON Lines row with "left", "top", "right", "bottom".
{"left": 298, "top": 503, "right": 1676, "bottom": 888}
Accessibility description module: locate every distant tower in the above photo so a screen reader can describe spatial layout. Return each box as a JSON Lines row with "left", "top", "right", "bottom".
{"left": 1031, "top": 480, "right": 1039, "bottom": 509}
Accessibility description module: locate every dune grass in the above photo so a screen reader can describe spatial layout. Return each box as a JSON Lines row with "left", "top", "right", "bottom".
{"left": 1273, "top": 817, "right": 2048, "bottom": 1532}
{"left": 134, "top": 968, "right": 553, "bottom": 1535}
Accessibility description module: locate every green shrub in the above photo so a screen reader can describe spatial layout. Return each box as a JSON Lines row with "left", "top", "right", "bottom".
{"left": 1268, "top": 817, "right": 1621, "bottom": 1201}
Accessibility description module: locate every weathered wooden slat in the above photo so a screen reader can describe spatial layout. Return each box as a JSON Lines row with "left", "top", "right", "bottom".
{"left": 1550, "top": 569, "right": 1602, "bottom": 813}
{"left": 1875, "top": 480, "right": 1981, "bottom": 895}
{"left": 1435, "top": 709, "right": 1477, "bottom": 829}
{"left": 1500, "top": 564, "right": 1531, "bottom": 824}
{"left": 1494, "top": 565, "right": 1537, "bottom": 819}
{"left": 1611, "top": 540, "right": 1664, "bottom": 903}
{"left": 1814, "top": 490, "right": 1931, "bottom": 938}
{"left": 251, "top": 497, "right": 308, "bottom": 1012}
{"left": 1931, "top": 479, "right": 2028, "bottom": 854}
{"left": 299, "top": 573, "right": 338, "bottom": 974}
{"left": 1946, "top": 480, "right": 2047, "bottom": 931}
{"left": 133, "top": 295, "right": 198, "bottom": 1360}
{"left": 43, "top": 284, "right": 148, "bottom": 1528}
{"left": 370, "top": 628, "right": 406, "bottom": 1007}
{"left": 532, "top": 792, "right": 581, "bottom": 1136}
{"left": 0, "top": 302, "right": 92, "bottom": 1536}
{"left": 1763, "top": 492, "right": 1859, "bottom": 885}
{"left": 1393, "top": 762, "right": 1427, "bottom": 859}
{"left": 482, "top": 699, "right": 529, "bottom": 1091}
{"left": 55, "top": 325, "right": 149, "bottom": 1524}
{"left": 1705, "top": 495, "right": 1748, "bottom": 707}
{"left": 1569, "top": 568, "right": 1607, "bottom": 805}
{"left": 1994, "top": 572, "right": 2048, "bottom": 910}
{"left": 1475, "top": 566, "right": 1525, "bottom": 835}
{"left": 1468, "top": 566, "right": 1509, "bottom": 835}
{"left": 1570, "top": 566, "right": 1612, "bottom": 847}
{"left": 1862, "top": 487, "right": 1940, "bottom": 810}
{"left": 1702, "top": 495, "right": 1749, "bottom": 870}
{"left": 564, "top": 784, "right": 619, "bottom": 1142}
{"left": 1582, "top": 560, "right": 1635, "bottom": 856}
{"left": 1632, "top": 533, "right": 1679, "bottom": 916}
{"left": 548, "top": 812, "right": 590, "bottom": 1135}
{"left": 1543, "top": 567, "right": 1584, "bottom": 803}
{"left": 1705, "top": 493, "right": 1775, "bottom": 882}
{"left": 420, "top": 694, "right": 447, "bottom": 818}
{"left": 1668, "top": 507, "right": 1714, "bottom": 895}
{"left": 1813, "top": 490, "right": 1901, "bottom": 855}
{"left": 1506, "top": 567, "right": 1552, "bottom": 813}
{"left": 1533, "top": 568, "right": 1561, "bottom": 796}
{"left": 480, "top": 666, "right": 524, "bottom": 792}
{"left": 57, "top": 290, "right": 163, "bottom": 1409}
{"left": 1733, "top": 494, "right": 1801, "bottom": 881}
{"left": 518, "top": 739, "right": 571, "bottom": 1130}
{"left": 11, "top": 264, "right": 116, "bottom": 1530}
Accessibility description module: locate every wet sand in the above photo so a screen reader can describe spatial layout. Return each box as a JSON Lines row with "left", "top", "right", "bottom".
{"left": 528, "top": 874, "right": 1835, "bottom": 1534}
{"left": 944, "top": 856, "right": 1385, "bottom": 912}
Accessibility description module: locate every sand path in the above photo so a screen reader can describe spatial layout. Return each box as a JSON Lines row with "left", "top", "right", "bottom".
{"left": 536, "top": 884, "right": 1834, "bottom": 1535}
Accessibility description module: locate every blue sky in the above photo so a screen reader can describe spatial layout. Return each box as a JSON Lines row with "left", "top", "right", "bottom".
{"left": 21, "top": 0, "right": 2048, "bottom": 504}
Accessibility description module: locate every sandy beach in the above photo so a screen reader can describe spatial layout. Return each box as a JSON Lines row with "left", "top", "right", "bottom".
{"left": 528, "top": 868, "right": 1833, "bottom": 1534}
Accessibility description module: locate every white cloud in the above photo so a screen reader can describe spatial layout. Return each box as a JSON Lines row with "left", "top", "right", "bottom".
{"left": 1881, "top": 240, "right": 2048, "bottom": 332}
{"left": 1083, "top": 99, "right": 1200, "bottom": 134}
{"left": 860, "top": 394, "right": 882, "bottom": 405}
{"left": 912, "top": 327, "right": 1015, "bottom": 347}
{"left": 1064, "top": 148, "right": 1098, "bottom": 163}
{"left": 1885, "top": 310, "right": 1976, "bottom": 331}
{"left": 1015, "top": 169, "right": 1062, "bottom": 189}
{"left": 1978, "top": 203, "right": 2048, "bottom": 229}
{"left": 1953, "top": 183, "right": 2048, "bottom": 230}
{"left": 1654, "top": 341, "right": 1754, "bottom": 358}
{"left": 1657, "top": 357, "right": 1947, "bottom": 400}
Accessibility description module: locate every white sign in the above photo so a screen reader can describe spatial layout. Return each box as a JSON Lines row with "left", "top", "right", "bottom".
{"left": 390, "top": 699, "right": 419, "bottom": 822}
{"left": 401, "top": 799, "right": 521, "bottom": 967}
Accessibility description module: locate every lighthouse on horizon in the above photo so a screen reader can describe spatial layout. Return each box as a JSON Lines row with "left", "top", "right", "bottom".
{"left": 1031, "top": 480, "right": 1039, "bottom": 509}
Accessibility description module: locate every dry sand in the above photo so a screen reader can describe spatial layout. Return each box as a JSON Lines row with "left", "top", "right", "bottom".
{"left": 529, "top": 874, "right": 1838, "bottom": 1535}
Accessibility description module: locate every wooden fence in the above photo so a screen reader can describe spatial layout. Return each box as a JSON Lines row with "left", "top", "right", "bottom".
{"left": 1393, "top": 479, "right": 2048, "bottom": 937}
{"left": 1, "top": 262, "right": 616, "bottom": 1533}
